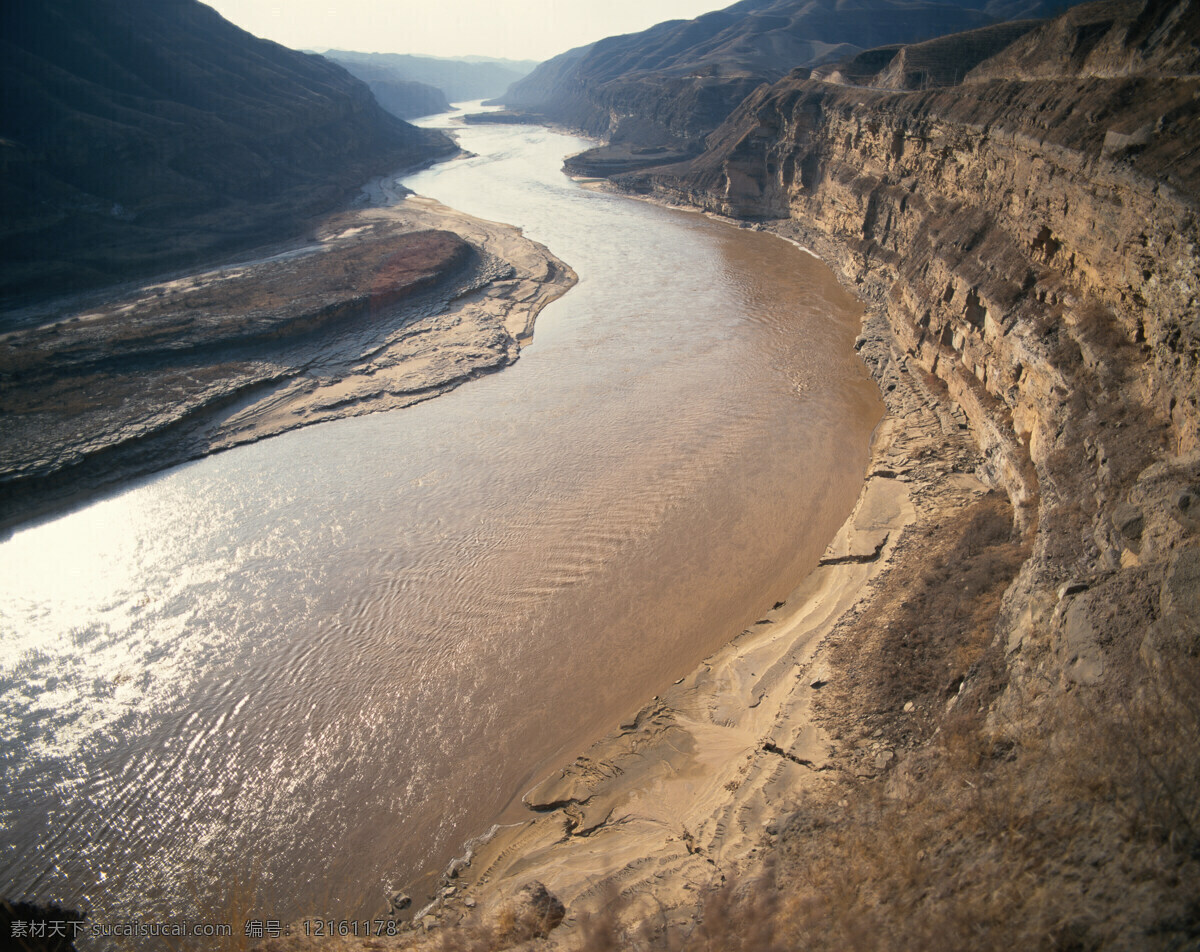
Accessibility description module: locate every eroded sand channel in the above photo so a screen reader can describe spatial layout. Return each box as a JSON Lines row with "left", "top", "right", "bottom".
{"left": 0, "top": 112, "right": 881, "bottom": 943}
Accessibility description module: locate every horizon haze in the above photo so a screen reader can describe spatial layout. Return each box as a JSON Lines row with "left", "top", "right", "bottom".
{"left": 201, "top": 0, "right": 730, "bottom": 62}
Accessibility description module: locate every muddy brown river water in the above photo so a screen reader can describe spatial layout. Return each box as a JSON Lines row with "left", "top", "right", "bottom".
{"left": 0, "top": 109, "right": 881, "bottom": 944}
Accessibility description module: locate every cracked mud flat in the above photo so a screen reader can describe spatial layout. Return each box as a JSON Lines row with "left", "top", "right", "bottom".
{"left": 0, "top": 195, "right": 576, "bottom": 529}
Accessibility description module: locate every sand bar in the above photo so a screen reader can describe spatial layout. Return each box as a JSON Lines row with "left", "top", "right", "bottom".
{"left": 0, "top": 196, "right": 576, "bottom": 530}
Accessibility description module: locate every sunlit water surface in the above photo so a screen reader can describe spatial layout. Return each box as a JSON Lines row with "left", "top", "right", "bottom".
{"left": 0, "top": 107, "right": 881, "bottom": 943}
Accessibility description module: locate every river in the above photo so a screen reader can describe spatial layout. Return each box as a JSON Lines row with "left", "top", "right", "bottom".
{"left": 0, "top": 108, "right": 881, "bottom": 943}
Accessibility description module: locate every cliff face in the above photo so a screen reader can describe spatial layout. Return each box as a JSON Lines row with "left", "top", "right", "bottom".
{"left": 631, "top": 0, "right": 1198, "bottom": 750}
{"left": 0, "top": 0, "right": 456, "bottom": 309}
{"left": 501, "top": 0, "right": 1075, "bottom": 173}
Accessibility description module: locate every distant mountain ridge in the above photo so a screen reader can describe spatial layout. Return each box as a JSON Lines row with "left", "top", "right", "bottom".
{"left": 0, "top": 0, "right": 456, "bottom": 306}
{"left": 499, "top": 0, "right": 1089, "bottom": 168}
{"left": 323, "top": 51, "right": 538, "bottom": 103}
{"left": 329, "top": 61, "right": 451, "bottom": 119}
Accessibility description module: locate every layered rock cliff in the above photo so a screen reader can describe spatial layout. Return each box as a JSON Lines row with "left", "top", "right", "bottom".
{"left": 600, "top": 0, "right": 1200, "bottom": 938}
{"left": 635, "top": 0, "right": 1197, "bottom": 558}
{"left": 0, "top": 0, "right": 456, "bottom": 308}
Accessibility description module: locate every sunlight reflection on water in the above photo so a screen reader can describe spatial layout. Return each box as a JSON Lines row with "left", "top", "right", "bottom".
{"left": 0, "top": 107, "right": 881, "bottom": 946}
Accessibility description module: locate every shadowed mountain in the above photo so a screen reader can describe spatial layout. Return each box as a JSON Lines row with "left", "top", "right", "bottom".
{"left": 0, "top": 0, "right": 457, "bottom": 309}
{"left": 323, "top": 52, "right": 538, "bottom": 103}
{"left": 810, "top": 18, "right": 1046, "bottom": 87}
{"left": 325, "top": 60, "right": 451, "bottom": 118}
{"left": 499, "top": 0, "right": 1087, "bottom": 174}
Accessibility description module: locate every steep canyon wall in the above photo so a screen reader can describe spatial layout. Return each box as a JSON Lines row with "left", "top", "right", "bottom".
{"left": 630, "top": 0, "right": 1199, "bottom": 751}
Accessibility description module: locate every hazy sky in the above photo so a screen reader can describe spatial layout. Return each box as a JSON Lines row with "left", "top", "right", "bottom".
{"left": 203, "top": 0, "right": 728, "bottom": 62}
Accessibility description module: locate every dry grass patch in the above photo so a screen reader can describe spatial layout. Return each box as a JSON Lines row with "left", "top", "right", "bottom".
{"left": 760, "top": 647, "right": 1200, "bottom": 952}
{"left": 547, "top": 648, "right": 1200, "bottom": 952}
{"left": 817, "top": 490, "right": 1029, "bottom": 754}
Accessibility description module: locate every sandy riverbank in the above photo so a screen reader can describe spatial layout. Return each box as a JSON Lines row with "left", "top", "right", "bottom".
{"left": 0, "top": 195, "right": 575, "bottom": 530}
{"left": 379, "top": 307, "right": 994, "bottom": 945}
{"left": 247, "top": 281, "right": 1002, "bottom": 952}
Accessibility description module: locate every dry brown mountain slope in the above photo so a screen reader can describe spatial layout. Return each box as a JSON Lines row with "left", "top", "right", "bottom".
{"left": 498, "top": 0, "right": 1064, "bottom": 174}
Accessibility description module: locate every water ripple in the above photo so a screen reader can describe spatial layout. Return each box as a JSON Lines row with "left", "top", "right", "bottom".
{"left": 0, "top": 114, "right": 881, "bottom": 946}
